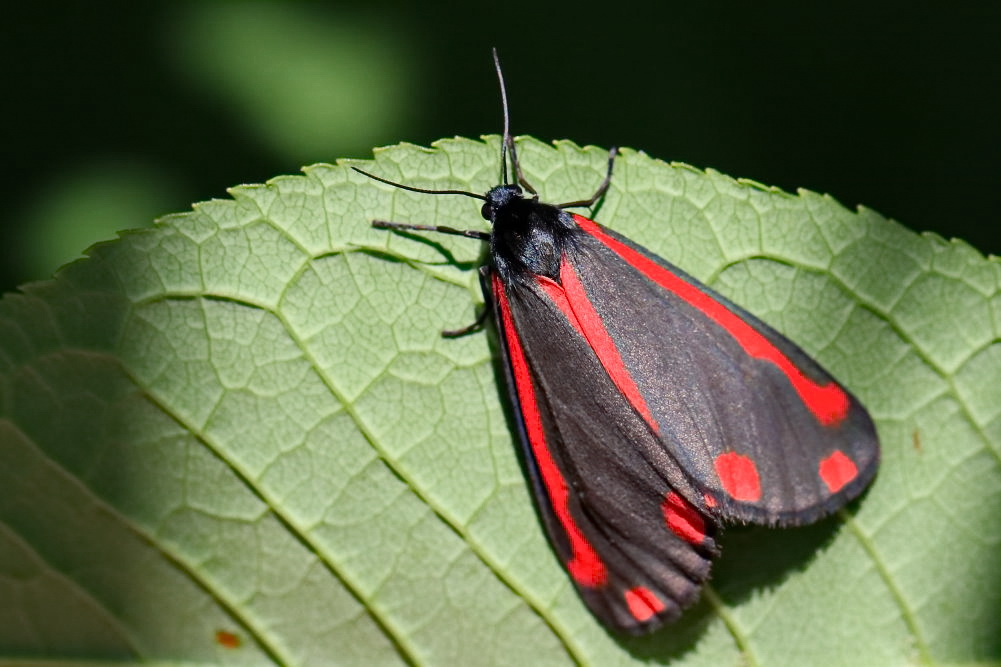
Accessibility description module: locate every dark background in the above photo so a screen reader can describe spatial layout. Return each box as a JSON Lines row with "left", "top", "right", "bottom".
{"left": 4, "top": 1, "right": 999, "bottom": 294}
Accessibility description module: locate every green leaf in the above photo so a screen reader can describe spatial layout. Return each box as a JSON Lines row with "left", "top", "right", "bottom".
{"left": 1, "top": 137, "right": 999, "bottom": 666}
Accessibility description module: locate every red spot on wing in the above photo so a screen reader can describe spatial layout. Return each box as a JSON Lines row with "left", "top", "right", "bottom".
{"left": 535, "top": 261, "right": 658, "bottom": 431}
{"left": 663, "top": 492, "right": 707, "bottom": 544}
{"left": 703, "top": 493, "right": 718, "bottom": 509}
{"left": 714, "top": 452, "right": 762, "bottom": 502}
{"left": 494, "top": 274, "right": 607, "bottom": 587}
{"left": 215, "top": 630, "right": 241, "bottom": 649}
{"left": 818, "top": 450, "right": 858, "bottom": 493}
{"left": 624, "top": 586, "right": 665, "bottom": 622}
{"left": 574, "top": 215, "right": 850, "bottom": 427}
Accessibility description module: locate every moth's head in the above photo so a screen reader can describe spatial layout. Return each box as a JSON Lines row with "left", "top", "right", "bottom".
{"left": 481, "top": 184, "right": 524, "bottom": 222}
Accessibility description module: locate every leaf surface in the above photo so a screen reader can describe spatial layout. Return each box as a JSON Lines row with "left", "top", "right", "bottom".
{"left": 1, "top": 137, "right": 999, "bottom": 665}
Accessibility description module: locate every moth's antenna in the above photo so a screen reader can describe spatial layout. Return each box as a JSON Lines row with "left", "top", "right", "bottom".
{"left": 492, "top": 48, "right": 511, "bottom": 186}
{"left": 351, "top": 167, "right": 486, "bottom": 201}
{"left": 492, "top": 48, "right": 537, "bottom": 196}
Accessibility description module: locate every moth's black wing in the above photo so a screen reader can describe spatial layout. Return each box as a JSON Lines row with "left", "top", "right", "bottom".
{"left": 487, "top": 270, "right": 719, "bottom": 635}
{"left": 568, "top": 216, "right": 880, "bottom": 526}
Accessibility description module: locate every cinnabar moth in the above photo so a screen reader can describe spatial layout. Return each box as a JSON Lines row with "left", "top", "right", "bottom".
{"left": 354, "top": 50, "right": 880, "bottom": 635}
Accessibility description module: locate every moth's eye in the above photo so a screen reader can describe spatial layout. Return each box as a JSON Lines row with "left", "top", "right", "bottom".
{"left": 481, "top": 202, "right": 493, "bottom": 220}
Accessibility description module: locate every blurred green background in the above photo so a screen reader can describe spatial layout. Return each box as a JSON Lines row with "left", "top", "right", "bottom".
{"left": 4, "top": 1, "right": 1000, "bottom": 294}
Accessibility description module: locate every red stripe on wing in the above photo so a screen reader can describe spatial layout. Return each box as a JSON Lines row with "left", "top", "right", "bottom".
{"left": 534, "top": 262, "right": 658, "bottom": 431}
{"left": 624, "top": 586, "right": 666, "bottom": 622}
{"left": 662, "top": 492, "right": 708, "bottom": 544}
{"left": 575, "top": 216, "right": 850, "bottom": 427}
{"left": 493, "top": 273, "right": 607, "bottom": 587}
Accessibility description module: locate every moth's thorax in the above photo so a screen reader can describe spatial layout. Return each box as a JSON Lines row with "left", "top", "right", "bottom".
{"left": 484, "top": 185, "right": 578, "bottom": 284}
